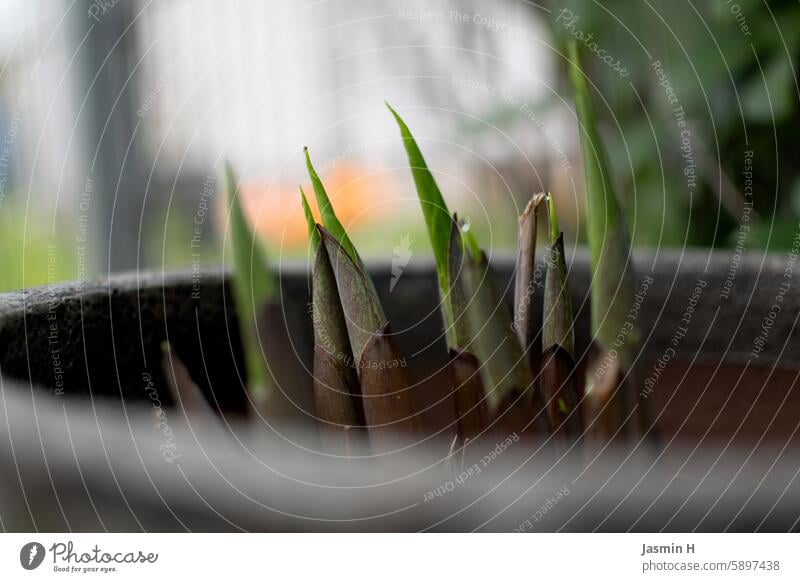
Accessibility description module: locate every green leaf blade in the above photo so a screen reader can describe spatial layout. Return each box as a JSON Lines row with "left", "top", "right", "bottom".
{"left": 566, "top": 40, "right": 637, "bottom": 359}
{"left": 300, "top": 186, "right": 320, "bottom": 250}
{"left": 225, "top": 162, "right": 278, "bottom": 398}
{"left": 387, "top": 102, "right": 455, "bottom": 337}
{"left": 567, "top": 40, "right": 653, "bottom": 440}
{"left": 304, "top": 147, "right": 358, "bottom": 263}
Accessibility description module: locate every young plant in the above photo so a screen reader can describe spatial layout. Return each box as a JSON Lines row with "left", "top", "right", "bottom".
{"left": 304, "top": 150, "right": 422, "bottom": 452}
{"left": 456, "top": 221, "right": 549, "bottom": 435}
{"left": 541, "top": 195, "right": 582, "bottom": 441}
{"left": 388, "top": 104, "right": 488, "bottom": 441}
{"left": 445, "top": 216, "right": 489, "bottom": 441}
{"left": 226, "top": 163, "right": 312, "bottom": 426}
{"left": 514, "top": 193, "right": 546, "bottom": 374}
{"left": 304, "top": 148, "right": 383, "bottom": 360}
{"left": 389, "top": 105, "right": 548, "bottom": 437}
{"left": 301, "top": 188, "right": 365, "bottom": 453}
{"left": 567, "top": 40, "right": 650, "bottom": 440}
{"left": 198, "top": 88, "right": 648, "bottom": 456}
{"left": 386, "top": 103, "right": 455, "bottom": 344}
{"left": 225, "top": 163, "right": 278, "bottom": 407}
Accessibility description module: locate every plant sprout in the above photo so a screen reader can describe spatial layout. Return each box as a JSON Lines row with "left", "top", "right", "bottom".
{"left": 176, "top": 81, "right": 654, "bottom": 457}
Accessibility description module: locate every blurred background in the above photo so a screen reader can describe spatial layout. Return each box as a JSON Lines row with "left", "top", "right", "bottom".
{"left": 0, "top": 0, "right": 797, "bottom": 291}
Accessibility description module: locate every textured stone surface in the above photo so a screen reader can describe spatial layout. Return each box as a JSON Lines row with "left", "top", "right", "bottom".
{"left": 0, "top": 269, "right": 251, "bottom": 412}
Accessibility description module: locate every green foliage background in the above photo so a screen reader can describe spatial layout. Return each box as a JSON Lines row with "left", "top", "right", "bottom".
{"left": 548, "top": 0, "right": 800, "bottom": 250}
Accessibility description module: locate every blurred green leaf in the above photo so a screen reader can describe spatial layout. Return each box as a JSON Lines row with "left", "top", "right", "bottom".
{"left": 567, "top": 40, "right": 638, "bottom": 358}
{"left": 225, "top": 162, "right": 278, "bottom": 398}
{"left": 300, "top": 186, "right": 320, "bottom": 250}
{"left": 742, "top": 57, "right": 795, "bottom": 122}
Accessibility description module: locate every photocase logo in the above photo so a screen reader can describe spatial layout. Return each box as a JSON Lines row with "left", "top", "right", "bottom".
{"left": 390, "top": 234, "right": 413, "bottom": 292}
{"left": 20, "top": 542, "right": 45, "bottom": 570}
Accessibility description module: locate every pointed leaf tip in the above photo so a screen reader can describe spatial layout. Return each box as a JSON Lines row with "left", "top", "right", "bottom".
{"left": 299, "top": 185, "right": 320, "bottom": 250}
{"left": 547, "top": 192, "right": 559, "bottom": 242}
{"left": 304, "top": 147, "right": 359, "bottom": 264}
{"left": 544, "top": 231, "right": 575, "bottom": 357}
{"left": 224, "top": 161, "right": 278, "bottom": 398}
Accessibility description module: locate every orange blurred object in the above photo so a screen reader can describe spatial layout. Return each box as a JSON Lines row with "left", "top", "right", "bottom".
{"left": 237, "top": 162, "right": 390, "bottom": 251}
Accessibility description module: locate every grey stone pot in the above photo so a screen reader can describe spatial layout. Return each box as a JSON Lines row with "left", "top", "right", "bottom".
{"left": 0, "top": 249, "right": 798, "bottom": 531}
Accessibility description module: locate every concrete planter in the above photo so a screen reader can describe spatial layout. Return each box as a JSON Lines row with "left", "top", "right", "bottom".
{"left": 0, "top": 250, "right": 798, "bottom": 531}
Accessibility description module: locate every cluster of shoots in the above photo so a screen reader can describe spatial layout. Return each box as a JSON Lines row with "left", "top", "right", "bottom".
{"left": 161, "top": 41, "right": 651, "bottom": 457}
